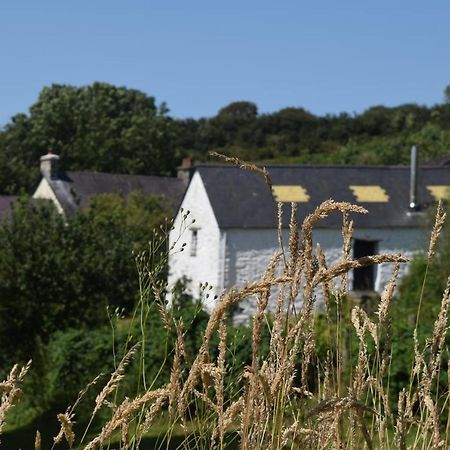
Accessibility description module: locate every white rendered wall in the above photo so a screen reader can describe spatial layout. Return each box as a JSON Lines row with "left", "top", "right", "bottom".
{"left": 224, "top": 227, "right": 427, "bottom": 322}
{"left": 167, "top": 172, "right": 224, "bottom": 311}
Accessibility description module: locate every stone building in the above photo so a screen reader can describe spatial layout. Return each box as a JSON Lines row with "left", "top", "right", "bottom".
{"left": 32, "top": 152, "right": 185, "bottom": 215}
{"left": 168, "top": 158, "right": 450, "bottom": 320}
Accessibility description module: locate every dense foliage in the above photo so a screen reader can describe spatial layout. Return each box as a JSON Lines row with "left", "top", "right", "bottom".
{"left": 175, "top": 100, "right": 450, "bottom": 166}
{"left": 388, "top": 208, "right": 450, "bottom": 395}
{"left": 0, "top": 193, "right": 168, "bottom": 367}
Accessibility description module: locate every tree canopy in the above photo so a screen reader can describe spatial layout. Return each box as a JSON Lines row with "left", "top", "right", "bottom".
{"left": 176, "top": 100, "right": 450, "bottom": 165}
{"left": 0, "top": 82, "right": 178, "bottom": 194}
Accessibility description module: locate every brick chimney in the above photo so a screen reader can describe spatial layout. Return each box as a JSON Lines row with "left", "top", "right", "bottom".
{"left": 177, "top": 157, "right": 192, "bottom": 186}
{"left": 40, "top": 151, "right": 60, "bottom": 180}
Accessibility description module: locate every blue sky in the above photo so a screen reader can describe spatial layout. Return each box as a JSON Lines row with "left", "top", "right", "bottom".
{"left": 1, "top": 0, "right": 449, "bottom": 125}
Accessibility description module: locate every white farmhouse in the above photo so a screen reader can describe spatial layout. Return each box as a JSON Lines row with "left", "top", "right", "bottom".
{"left": 168, "top": 156, "right": 450, "bottom": 320}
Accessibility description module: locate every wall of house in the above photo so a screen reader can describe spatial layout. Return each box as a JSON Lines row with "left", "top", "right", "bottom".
{"left": 167, "top": 172, "right": 224, "bottom": 311}
{"left": 224, "top": 226, "right": 427, "bottom": 322}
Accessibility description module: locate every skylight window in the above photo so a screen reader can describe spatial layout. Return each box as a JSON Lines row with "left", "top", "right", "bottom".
{"left": 272, "top": 185, "right": 310, "bottom": 202}
{"left": 427, "top": 186, "right": 450, "bottom": 201}
{"left": 349, "top": 186, "right": 389, "bottom": 203}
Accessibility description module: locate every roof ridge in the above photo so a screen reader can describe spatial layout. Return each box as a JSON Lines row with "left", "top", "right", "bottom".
{"left": 195, "top": 163, "right": 450, "bottom": 170}
{"left": 65, "top": 170, "right": 180, "bottom": 180}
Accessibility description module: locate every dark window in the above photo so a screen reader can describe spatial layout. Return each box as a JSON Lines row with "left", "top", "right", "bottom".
{"left": 353, "top": 239, "right": 377, "bottom": 291}
{"left": 190, "top": 229, "right": 198, "bottom": 256}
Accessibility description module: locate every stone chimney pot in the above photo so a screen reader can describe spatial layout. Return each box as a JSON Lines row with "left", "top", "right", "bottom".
{"left": 40, "top": 151, "right": 60, "bottom": 180}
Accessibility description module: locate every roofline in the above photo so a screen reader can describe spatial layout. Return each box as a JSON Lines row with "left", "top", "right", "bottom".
{"left": 220, "top": 224, "right": 427, "bottom": 230}
{"left": 0, "top": 195, "right": 18, "bottom": 200}
{"left": 65, "top": 170, "right": 180, "bottom": 180}
{"left": 192, "top": 163, "right": 450, "bottom": 170}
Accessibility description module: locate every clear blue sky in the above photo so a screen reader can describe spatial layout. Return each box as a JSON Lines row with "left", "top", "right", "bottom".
{"left": 1, "top": 0, "right": 449, "bottom": 126}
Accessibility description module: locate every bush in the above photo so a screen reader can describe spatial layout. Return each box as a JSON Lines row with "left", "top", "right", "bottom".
{"left": 0, "top": 193, "right": 169, "bottom": 367}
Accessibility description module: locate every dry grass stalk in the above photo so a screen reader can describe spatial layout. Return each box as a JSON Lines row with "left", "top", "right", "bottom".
{"left": 53, "top": 412, "right": 75, "bottom": 448}
{"left": 168, "top": 319, "right": 186, "bottom": 421}
{"left": 313, "top": 253, "right": 408, "bottom": 288}
{"left": 84, "top": 387, "right": 169, "bottom": 450}
{"left": 92, "top": 343, "right": 139, "bottom": 417}
{"left": 277, "top": 202, "right": 287, "bottom": 267}
{"left": 287, "top": 202, "right": 299, "bottom": 275}
{"left": 377, "top": 262, "right": 400, "bottom": 325}
{"left": 394, "top": 389, "right": 408, "bottom": 450}
{"left": 213, "top": 314, "right": 228, "bottom": 447}
{"left": 317, "top": 243, "right": 331, "bottom": 313}
{"left": 178, "top": 275, "right": 291, "bottom": 417}
{"left": 209, "top": 151, "right": 272, "bottom": 190}
{"left": 54, "top": 372, "right": 105, "bottom": 448}
{"left": 430, "top": 276, "right": 450, "bottom": 365}
{"left": 428, "top": 200, "right": 446, "bottom": 259}
{"left": 301, "top": 201, "right": 357, "bottom": 286}
{"left": 34, "top": 430, "right": 42, "bottom": 450}
{"left": 251, "top": 252, "right": 282, "bottom": 374}
{"left": 140, "top": 390, "right": 169, "bottom": 433}
{"left": 340, "top": 210, "right": 354, "bottom": 294}
{"left": 0, "top": 360, "right": 31, "bottom": 435}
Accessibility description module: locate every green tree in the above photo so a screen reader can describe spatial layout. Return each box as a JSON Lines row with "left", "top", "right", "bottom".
{"left": 444, "top": 84, "right": 450, "bottom": 104}
{"left": 0, "top": 83, "right": 178, "bottom": 194}
{"left": 388, "top": 204, "right": 450, "bottom": 395}
{"left": 0, "top": 193, "right": 169, "bottom": 366}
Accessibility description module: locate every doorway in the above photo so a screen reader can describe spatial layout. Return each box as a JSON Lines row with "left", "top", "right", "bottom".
{"left": 353, "top": 239, "right": 377, "bottom": 291}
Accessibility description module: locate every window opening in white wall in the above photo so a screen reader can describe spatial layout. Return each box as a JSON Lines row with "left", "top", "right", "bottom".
{"left": 190, "top": 229, "right": 198, "bottom": 256}
{"left": 353, "top": 239, "right": 377, "bottom": 291}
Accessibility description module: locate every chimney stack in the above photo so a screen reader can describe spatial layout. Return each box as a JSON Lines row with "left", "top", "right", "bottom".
{"left": 40, "top": 151, "right": 60, "bottom": 180}
{"left": 409, "top": 145, "right": 419, "bottom": 211}
{"left": 177, "top": 157, "right": 192, "bottom": 186}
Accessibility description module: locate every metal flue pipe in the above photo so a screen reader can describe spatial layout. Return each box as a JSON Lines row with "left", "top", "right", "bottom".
{"left": 409, "top": 144, "right": 419, "bottom": 210}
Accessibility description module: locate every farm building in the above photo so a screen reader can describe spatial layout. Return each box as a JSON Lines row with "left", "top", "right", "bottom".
{"left": 32, "top": 152, "right": 185, "bottom": 215}
{"left": 168, "top": 153, "right": 450, "bottom": 321}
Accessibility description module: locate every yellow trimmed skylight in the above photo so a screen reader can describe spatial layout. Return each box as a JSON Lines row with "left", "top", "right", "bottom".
{"left": 427, "top": 185, "right": 450, "bottom": 201}
{"left": 272, "top": 185, "right": 310, "bottom": 202}
{"left": 349, "top": 185, "right": 389, "bottom": 202}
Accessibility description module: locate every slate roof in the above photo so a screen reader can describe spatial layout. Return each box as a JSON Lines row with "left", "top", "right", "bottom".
{"left": 426, "top": 154, "right": 450, "bottom": 166}
{"left": 196, "top": 165, "right": 450, "bottom": 229}
{"left": 0, "top": 196, "right": 17, "bottom": 220}
{"left": 48, "top": 171, "right": 185, "bottom": 216}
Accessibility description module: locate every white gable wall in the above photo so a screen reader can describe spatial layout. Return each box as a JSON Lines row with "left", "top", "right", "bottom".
{"left": 32, "top": 178, "right": 64, "bottom": 214}
{"left": 167, "top": 172, "right": 224, "bottom": 311}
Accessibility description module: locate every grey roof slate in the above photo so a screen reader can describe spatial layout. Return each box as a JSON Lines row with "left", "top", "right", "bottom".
{"left": 426, "top": 154, "right": 450, "bottom": 166}
{"left": 196, "top": 165, "right": 450, "bottom": 229}
{"left": 0, "top": 196, "right": 17, "bottom": 220}
{"left": 48, "top": 171, "right": 185, "bottom": 215}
